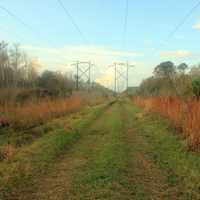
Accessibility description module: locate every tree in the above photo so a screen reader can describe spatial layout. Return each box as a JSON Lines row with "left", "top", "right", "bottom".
{"left": 177, "top": 63, "right": 188, "bottom": 74}
{"left": 175, "top": 74, "right": 193, "bottom": 98}
{"left": 37, "top": 70, "right": 74, "bottom": 98}
{"left": 0, "top": 41, "right": 9, "bottom": 88}
{"left": 190, "top": 64, "right": 200, "bottom": 78}
{"left": 154, "top": 61, "right": 176, "bottom": 78}
{"left": 10, "top": 44, "right": 22, "bottom": 87}
{"left": 192, "top": 79, "right": 200, "bottom": 99}
{"left": 137, "top": 77, "right": 161, "bottom": 96}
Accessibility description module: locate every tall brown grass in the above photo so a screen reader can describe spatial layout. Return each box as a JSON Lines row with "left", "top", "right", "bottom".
{"left": 0, "top": 96, "right": 106, "bottom": 129}
{"left": 133, "top": 96, "right": 200, "bottom": 149}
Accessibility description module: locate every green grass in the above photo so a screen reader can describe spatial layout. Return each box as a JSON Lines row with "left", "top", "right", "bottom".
{"left": 0, "top": 105, "right": 98, "bottom": 148}
{"left": 66, "top": 99, "right": 193, "bottom": 199}
{"left": 67, "top": 102, "right": 133, "bottom": 199}
{"left": 0, "top": 117, "right": 65, "bottom": 148}
{"left": 0, "top": 102, "right": 110, "bottom": 199}
{"left": 65, "top": 99, "right": 158, "bottom": 199}
{"left": 132, "top": 102, "right": 200, "bottom": 199}
{"left": 2, "top": 98, "right": 200, "bottom": 199}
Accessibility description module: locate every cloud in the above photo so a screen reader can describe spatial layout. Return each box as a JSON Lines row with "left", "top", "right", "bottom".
{"left": 21, "top": 44, "right": 141, "bottom": 88}
{"left": 21, "top": 45, "right": 140, "bottom": 66}
{"left": 193, "top": 22, "right": 200, "bottom": 30}
{"left": 30, "top": 58, "right": 43, "bottom": 68}
{"left": 96, "top": 74, "right": 113, "bottom": 87}
{"left": 22, "top": 44, "right": 139, "bottom": 58}
{"left": 160, "top": 50, "right": 192, "bottom": 59}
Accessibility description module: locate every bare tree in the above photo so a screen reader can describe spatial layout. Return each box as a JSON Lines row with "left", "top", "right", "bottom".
{"left": 0, "top": 41, "right": 9, "bottom": 88}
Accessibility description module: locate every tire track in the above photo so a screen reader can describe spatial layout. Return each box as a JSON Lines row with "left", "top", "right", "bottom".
{"left": 10, "top": 103, "right": 114, "bottom": 200}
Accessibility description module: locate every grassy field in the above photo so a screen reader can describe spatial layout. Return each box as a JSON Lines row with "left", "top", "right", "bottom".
{"left": 1, "top": 98, "right": 200, "bottom": 199}
{"left": 0, "top": 102, "right": 111, "bottom": 199}
{"left": 133, "top": 96, "right": 200, "bottom": 149}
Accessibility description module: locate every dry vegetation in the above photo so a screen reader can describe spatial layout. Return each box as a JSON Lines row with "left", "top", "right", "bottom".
{"left": 0, "top": 95, "right": 106, "bottom": 130}
{"left": 133, "top": 96, "right": 200, "bottom": 149}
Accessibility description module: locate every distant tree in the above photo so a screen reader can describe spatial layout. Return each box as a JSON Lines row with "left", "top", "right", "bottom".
{"left": 10, "top": 44, "right": 22, "bottom": 87}
{"left": 38, "top": 70, "right": 60, "bottom": 97}
{"left": 190, "top": 64, "right": 200, "bottom": 78}
{"left": 0, "top": 41, "right": 9, "bottom": 88}
{"left": 177, "top": 63, "right": 188, "bottom": 74}
{"left": 137, "top": 77, "right": 161, "bottom": 96}
{"left": 192, "top": 79, "right": 200, "bottom": 99}
{"left": 26, "top": 58, "right": 39, "bottom": 87}
{"left": 175, "top": 74, "right": 193, "bottom": 98}
{"left": 0, "top": 41, "right": 92, "bottom": 104}
{"left": 37, "top": 70, "right": 74, "bottom": 98}
{"left": 174, "top": 63, "right": 192, "bottom": 98}
{"left": 154, "top": 61, "right": 176, "bottom": 78}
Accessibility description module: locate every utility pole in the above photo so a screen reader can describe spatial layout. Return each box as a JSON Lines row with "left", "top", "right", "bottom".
{"left": 71, "top": 61, "right": 93, "bottom": 91}
{"left": 110, "top": 61, "right": 134, "bottom": 93}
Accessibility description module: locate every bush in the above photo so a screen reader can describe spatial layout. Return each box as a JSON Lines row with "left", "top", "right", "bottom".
{"left": 133, "top": 96, "right": 200, "bottom": 149}
{"left": 192, "top": 79, "right": 200, "bottom": 99}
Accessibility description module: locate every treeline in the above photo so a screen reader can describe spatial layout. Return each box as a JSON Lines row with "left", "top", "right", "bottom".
{"left": 136, "top": 61, "right": 200, "bottom": 99}
{"left": 0, "top": 41, "right": 38, "bottom": 89}
{"left": 0, "top": 41, "right": 111, "bottom": 104}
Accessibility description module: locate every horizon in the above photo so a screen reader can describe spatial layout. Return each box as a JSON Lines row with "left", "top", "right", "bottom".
{"left": 1, "top": 0, "right": 200, "bottom": 90}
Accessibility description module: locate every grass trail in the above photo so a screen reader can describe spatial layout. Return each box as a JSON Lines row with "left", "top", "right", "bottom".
{"left": 1, "top": 102, "right": 111, "bottom": 199}
{"left": 3, "top": 98, "right": 200, "bottom": 199}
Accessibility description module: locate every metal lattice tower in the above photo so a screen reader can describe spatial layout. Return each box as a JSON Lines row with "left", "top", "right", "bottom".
{"left": 111, "top": 62, "right": 134, "bottom": 93}
{"left": 71, "top": 61, "right": 93, "bottom": 90}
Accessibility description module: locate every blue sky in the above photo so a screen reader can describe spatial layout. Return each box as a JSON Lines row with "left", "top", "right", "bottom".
{"left": 1, "top": 0, "right": 200, "bottom": 89}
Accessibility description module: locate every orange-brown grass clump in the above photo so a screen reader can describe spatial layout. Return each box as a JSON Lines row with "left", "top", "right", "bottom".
{"left": 0, "top": 97, "right": 85, "bottom": 129}
{"left": 0, "top": 145, "right": 17, "bottom": 161}
{"left": 133, "top": 96, "right": 200, "bottom": 149}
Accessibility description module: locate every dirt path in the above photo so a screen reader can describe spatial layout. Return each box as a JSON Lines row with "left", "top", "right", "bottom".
{"left": 8, "top": 99, "right": 200, "bottom": 200}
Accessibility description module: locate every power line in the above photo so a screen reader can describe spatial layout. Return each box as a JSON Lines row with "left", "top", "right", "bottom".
{"left": 151, "top": 1, "right": 200, "bottom": 118}
{"left": 152, "top": 0, "right": 200, "bottom": 57}
{"left": 0, "top": 5, "right": 32, "bottom": 31}
{"left": 167, "top": 0, "right": 200, "bottom": 41}
{"left": 57, "top": 0, "right": 88, "bottom": 44}
{"left": 0, "top": 4, "right": 54, "bottom": 46}
{"left": 121, "top": 0, "right": 129, "bottom": 49}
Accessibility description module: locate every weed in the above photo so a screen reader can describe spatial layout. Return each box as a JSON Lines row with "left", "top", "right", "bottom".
{"left": 133, "top": 96, "right": 200, "bottom": 149}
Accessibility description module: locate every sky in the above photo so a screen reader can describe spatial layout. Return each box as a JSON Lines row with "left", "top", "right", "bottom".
{"left": 1, "top": 0, "right": 200, "bottom": 90}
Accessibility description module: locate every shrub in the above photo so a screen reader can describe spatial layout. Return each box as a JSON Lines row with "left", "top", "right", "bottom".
{"left": 133, "top": 96, "right": 200, "bottom": 149}
{"left": 0, "top": 97, "right": 83, "bottom": 129}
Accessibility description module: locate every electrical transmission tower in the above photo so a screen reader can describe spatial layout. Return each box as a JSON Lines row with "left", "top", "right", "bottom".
{"left": 111, "top": 62, "right": 134, "bottom": 93}
{"left": 71, "top": 61, "right": 93, "bottom": 90}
